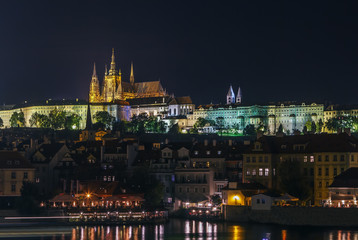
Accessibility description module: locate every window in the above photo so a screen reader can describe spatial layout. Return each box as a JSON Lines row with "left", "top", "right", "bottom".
{"left": 246, "top": 170, "right": 251, "bottom": 176}
{"left": 334, "top": 168, "right": 337, "bottom": 176}
{"left": 310, "top": 156, "right": 314, "bottom": 162}
{"left": 325, "top": 168, "right": 329, "bottom": 176}
{"left": 11, "top": 172, "right": 16, "bottom": 179}
{"left": 256, "top": 199, "right": 260, "bottom": 204}
{"left": 202, "top": 188, "right": 205, "bottom": 193}
{"left": 252, "top": 169, "right": 257, "bottom": 176}
{"left": 11, "top": 184, "right": 16, "bottom": 192}
{"left": 35, "top": 177, "right": 40, "bottom": 183}
{"left": 186, "top": 188, "right": 189, "bottom": 193}
{"left": 264, "top": 168, "right": 269, "bottom": 176}
{"left": 304, "top": 156, "right": 308, "bottom": 162}
{"left": 259, "top": 168, "right": 263, "bottom": 176}
{"left": 352, "top": 155, "right": 355, "bottom": 162}
{"left": 318, "top": 168, "right": 322, "bottom": 176}
{"left": 273, "top": 168, "right": 276, "bottom": 176}
{"left": 325, "top": 155, "right": 329, "bottom": 162}
{"left": 333, "top": 155, "right": 337, "bottom": 162}
{"left": 259, "top": 157, "right": 263, "bottom": 162}
{"left": 23, "top": 172, "right": 28, "bottom": 179}
{"left": 206, "top": 151, "right": 210, "bottom": 155}
{"left": 319, "top": 182, "right": 322, "bottom": 188}
{"left": 195, "top": 188, "right": 198, "bottom": 193}
{"left": 326, "top": 182, "right": 329, "bottom": 187}
{"left": 310, "top": 168, "right": 314, "bottom": 176}
{"left": 318, "top": 155, "right": 322, "bottom": 162}
{"left": 252, "top": 157, "right": 256, "bottom": 163}
{"left": 246, "top": 157, "right": 250, "bottom": 163}
{"left": 340, "top": 155, "right": 345, "bottom": 162}
{"left": 264, "top": 156, "right": 268, "bottom": 163}
{"left": 194, "top": 151, "right": 198, "bottom": 155}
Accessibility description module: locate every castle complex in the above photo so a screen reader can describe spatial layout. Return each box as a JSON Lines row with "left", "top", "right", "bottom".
{"left": 0, "top": 49, "right": 358, "bottom": 135}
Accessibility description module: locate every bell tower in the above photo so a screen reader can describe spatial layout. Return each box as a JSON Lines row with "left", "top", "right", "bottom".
{"left": 89, "top": 63, "right": 101, "bottom": 103}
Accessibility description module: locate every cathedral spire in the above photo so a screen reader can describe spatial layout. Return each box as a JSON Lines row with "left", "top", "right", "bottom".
{"left": 92, "top": 62, "right": 97, "bottom": 77}
{"left": 226, "top": 85, "right": 235, "bottom": 105}
{"left": 130, "top": 61, "right": 135, "bottom": 85}
{"left": 109, "top": 48, "right": 116, "bottom": 75}
{"left": 236, "top": 86, "right": 242, "bottom": 104}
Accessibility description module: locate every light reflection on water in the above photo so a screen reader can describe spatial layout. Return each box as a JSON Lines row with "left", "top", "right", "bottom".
{"left": 3, "top": 220, "right": 358, "bottom": 239}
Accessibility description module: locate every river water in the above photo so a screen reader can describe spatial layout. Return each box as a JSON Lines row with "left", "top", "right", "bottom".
{"left": 1, "top": 219, "right": 357, "bottom": 240}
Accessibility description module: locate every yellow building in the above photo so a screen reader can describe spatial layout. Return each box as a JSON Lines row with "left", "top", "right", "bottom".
{"left": 0, "top": 151, "right": 35, "bottom": 196}
{"left": 222, "top": 182, "right": 266, "bottom": 206}
{"left": 243, "top": 134, "right": 358, "bottom": 205}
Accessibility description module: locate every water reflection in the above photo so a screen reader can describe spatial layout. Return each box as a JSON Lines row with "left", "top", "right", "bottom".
{"left": 4, "top": 220, "right": 358, "bottom": 239}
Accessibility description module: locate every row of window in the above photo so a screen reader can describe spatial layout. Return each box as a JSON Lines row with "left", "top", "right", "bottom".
{"left": 246, "top": 168, "right": 270, "bottom": 177}
{"left": 317, "top": 167, "right": 345, "bottom": 177}
{"left": 178, "top": 187, "right": 206, "bottom": 193}
{"left": 11, "top": 172, "right": 28, "bottom": 179}
{"left": 246, "top": 156, "right": 269, "bottom": 163}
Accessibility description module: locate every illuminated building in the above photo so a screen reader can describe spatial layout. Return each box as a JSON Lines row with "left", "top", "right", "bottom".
{"left": 89, "top": 49, "right": 167, "bottom": 103}
{"left": 243, "top": 134, "right": 358, "bottom": 205}
{"left": 0, "top": 99, "right": 131, "bottom": 129}
{"left": 0, "top": 151, "right": 35, "bottom": 197}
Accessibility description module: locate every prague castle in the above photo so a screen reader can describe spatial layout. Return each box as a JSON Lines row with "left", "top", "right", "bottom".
{"left": 89, "top": 49, "right": 166, "bottom": 103}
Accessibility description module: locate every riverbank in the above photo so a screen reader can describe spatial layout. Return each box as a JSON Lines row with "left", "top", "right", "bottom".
{"left": 223, "top": 205, "right": 358, "bottom": 227}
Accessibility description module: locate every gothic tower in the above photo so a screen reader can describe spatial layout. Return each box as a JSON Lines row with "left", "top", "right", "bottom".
{"left": 102, "top": 49, "right": 122, "bottom": 102}
{"left": 89, "top": 63, "right": 101, "bottom": 103}
{"left": 130, "top": 62, "right": 135, "bottom": 85}
{"left": 227, "top": 85, "right": 235, "bottom": 104}
{"left": 236, "top": 86, "right": 242, "bottom": 104}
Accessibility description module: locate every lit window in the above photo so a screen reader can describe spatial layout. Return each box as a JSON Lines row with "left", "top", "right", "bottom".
{"left": 310, "top": 156, "right": 314, "bottom": 162}
{"left": 246, "top": 170, "right": 251, "bottom": 176}
{"left": 304, "top": 156, "right": 308, "bottom": 162}
{"left": 259, "top": 168, "right": 263, "bottom": 176}
{"left": 252, "top": 169, "right": 256, "bottom": 176}
{"left": 264, "top": 168, "right": 269, "bottom": 176}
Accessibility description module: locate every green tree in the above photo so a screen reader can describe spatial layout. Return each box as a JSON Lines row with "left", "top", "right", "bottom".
{"left": 10, "top": 110, "right": 25, "bottom": 127}
{"left": 277, "top": 160, "right": 312, "bottom": 202}
{"left": 48, "top": 108, "right": 66, "bottom": 129}
{"left": 311, "top": 121, "right": 316, "bottom": 134}
{"left": 211, "top": 194, "right": 222, "bottom": 206}
{"left": 317, "top": 119, "right": 324, "bottom": 133}
{"left": 168, "top": 123, "right": 180, "bottom": 134}
{"left": 0, "top": 117, "right": 3, "bottom": 127}
{"left": 29, "top": 112, "right": 41, "bottom": 127}
{"left": 38, "top": 114, "right": 50, "bottom": 128}
{"left": 243, "top": 124, "right": 256, "bottom": 136}
{"left": 65, "top": 113, "right": 82, "bottom": 130}
{"left": 305, "top": 120, "right": 312, "bottom": 132}
{"left": 277, "top": 124, "right": 283, "bottom": 133}
{"left": 194, "top": 117, "right": 208, "bottom": 128}
{"left": 94, "top": 111, "right": 115, "bottom": 129}
{"left": 189, "top": 126, "right": 199, "bottom": 134}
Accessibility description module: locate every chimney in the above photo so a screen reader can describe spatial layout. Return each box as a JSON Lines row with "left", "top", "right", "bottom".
{"left": 213, "top": 139, "right": 217, "bottom": 147}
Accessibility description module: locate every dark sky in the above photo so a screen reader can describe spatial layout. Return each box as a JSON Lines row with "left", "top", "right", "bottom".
{"left": 1, "top": 1, "right": 358, "bottom": 105}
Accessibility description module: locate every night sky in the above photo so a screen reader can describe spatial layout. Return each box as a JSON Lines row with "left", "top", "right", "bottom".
{"left": 1, "top": 1, "right": 358, "bottom": 105}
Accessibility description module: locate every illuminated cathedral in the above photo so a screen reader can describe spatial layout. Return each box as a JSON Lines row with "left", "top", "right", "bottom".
{"left": 89, "top": 49, "right": 167, "bottom": 103}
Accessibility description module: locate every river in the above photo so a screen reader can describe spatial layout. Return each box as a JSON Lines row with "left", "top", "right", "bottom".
{"left": 1, "top": 219, "right": 357, "bottom": 239}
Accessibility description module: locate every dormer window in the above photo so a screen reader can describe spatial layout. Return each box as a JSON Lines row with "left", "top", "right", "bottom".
{"left": 194, "top": 151, "right": 198, "bottom": 155}
{"left": 206, "top": 151, "right": 210, "bottom": 155}
{"left": 218, "top": 151, "right": 222, "bottom": 155}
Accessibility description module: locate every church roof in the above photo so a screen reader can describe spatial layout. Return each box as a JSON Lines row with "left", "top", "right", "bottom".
{"left": 169, "top": 96, "right": 193, "bottom": 105}
{"left": 127, "top": 96, "right": 172, "bottom": 106}
{"left": 134, "top": 81, "right": 164, "bottom": 95}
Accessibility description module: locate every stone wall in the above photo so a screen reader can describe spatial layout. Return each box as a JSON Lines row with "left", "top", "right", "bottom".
{"left": 224, "top": 205, "right": 358, "bottom": 227}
